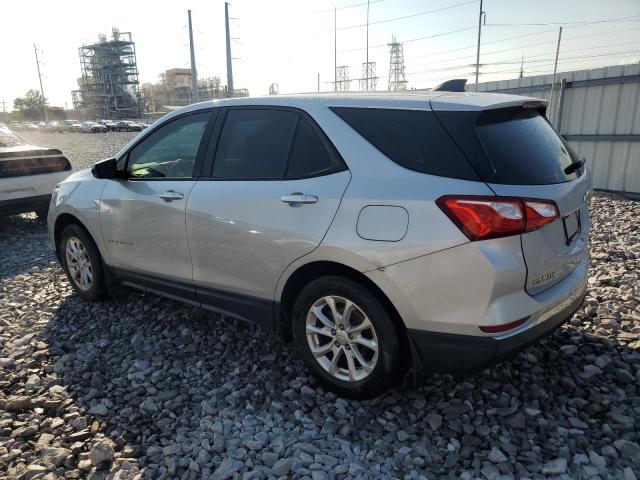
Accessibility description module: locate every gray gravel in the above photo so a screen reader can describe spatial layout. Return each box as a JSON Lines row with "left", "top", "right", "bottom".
{"left": 20, "top": 131, "right": 138, "bottom": 170}
{"left": 0, "top": 133, "right": 639, "bottom": 479}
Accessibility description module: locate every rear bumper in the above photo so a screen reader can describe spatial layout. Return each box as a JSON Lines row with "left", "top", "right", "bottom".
{"left": 0, "top": 194, "right": 51, "bottom": 217}
{"left": 407, "top": 276, "right": 586, "bottom": 376}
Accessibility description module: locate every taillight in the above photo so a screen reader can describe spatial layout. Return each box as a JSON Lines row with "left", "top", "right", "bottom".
{"left": 437, "top": 195, "right": 559, "bottom": 241}
{"left": 524, "top": 200, "right": 558, "bottom": 231}
{"left": 0, "top": 156, "right": 71, "bottom": 179}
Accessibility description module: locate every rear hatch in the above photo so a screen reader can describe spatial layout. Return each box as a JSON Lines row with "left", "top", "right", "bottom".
{"left": 433, "top": 97, "right": 590, "bottom": 295}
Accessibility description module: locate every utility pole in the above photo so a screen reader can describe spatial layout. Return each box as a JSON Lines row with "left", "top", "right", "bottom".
{"left": 188, "top": 10, "right": 199, "bottom": 102}
{"left": 519, "top": 55, "right": 524, "bottom": 78}
{"left": 0, "top": 100, "right": 7, "bottom": 113}
{"left": 548, "top": 26, "right": 563, "bottom": 124}
{"left": 33, "top": 44, "right": 48, "bottom": 121}
{"left": 334, "top": 7, "right": 337, "bottom": 92}
{"left": 317, "top": 73, "right": 320, "bottom": 93}
{"left": 225, "top": 2, "right": 234, "bottom": 96}
{"left": 365, "top": 0, "right": 370, "bottom": 90}
{"left": 474, "top": 0, "right": 485, "bottom": 89}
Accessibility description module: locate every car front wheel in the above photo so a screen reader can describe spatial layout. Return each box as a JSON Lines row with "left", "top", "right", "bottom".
{"left": 292, "top": 276, "right": 403, "bottom": 399}
{"left": 59, "top": 225, "right": 108, "bottom": 301}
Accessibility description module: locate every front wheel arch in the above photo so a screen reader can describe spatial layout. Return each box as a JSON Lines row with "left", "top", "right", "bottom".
{"left": 54, "top": 213, "right": 97, "bottom": 262}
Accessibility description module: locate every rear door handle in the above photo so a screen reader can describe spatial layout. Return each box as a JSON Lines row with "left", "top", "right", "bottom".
{"left": 281, "top": 193, "right": 318, "bottom": 206}
{"left": 159, "top": 190, "right": 184, "bottom": 202}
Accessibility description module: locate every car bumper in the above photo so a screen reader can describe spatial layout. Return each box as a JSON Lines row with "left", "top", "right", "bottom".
{"left": 407, "top": 264, "right": 587, "bottom": 376}
{"left": 0, "top": 194, "right": 52, "bottom": 217}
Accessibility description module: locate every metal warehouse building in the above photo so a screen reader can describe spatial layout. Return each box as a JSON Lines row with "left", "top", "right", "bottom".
{"left": 470, "top": 63, "right": 640, "bottom": 195}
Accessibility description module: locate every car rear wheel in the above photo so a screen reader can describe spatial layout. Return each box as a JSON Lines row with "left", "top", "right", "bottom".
{"left": 59, "top": 225, "right": 107, "bottom": 301}
{"left": 292, "top": 276, "right": 403, "bottom": 399}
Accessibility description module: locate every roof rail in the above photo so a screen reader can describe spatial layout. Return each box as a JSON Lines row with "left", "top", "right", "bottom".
{"left": 432, "top": 79, "right": 467, "bottom": 92}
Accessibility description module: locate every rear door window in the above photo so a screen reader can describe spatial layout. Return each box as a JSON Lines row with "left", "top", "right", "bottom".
{"left": 475, "top": 108, "right": 579, "bottom": 185}
{"left": 330, "top": 107, "right": 479, "bottom": 181}
{"left": 213, "top": 109, "right": 298, "bottom": 179}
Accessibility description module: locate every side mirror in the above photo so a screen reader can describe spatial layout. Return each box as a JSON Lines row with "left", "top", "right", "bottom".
{"left": 92, "top": 157, "right": 120, "bottom": 179}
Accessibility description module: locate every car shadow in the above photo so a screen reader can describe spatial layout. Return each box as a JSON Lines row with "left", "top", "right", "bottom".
{"left": 41, "top": 286, "right": 640, "bottom": 477}
{"left": 0, "top": 213, "right": 56, "bottom": 282}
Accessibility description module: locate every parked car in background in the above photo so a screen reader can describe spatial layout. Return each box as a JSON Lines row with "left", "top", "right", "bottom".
{"left": 15, "top": 122, "right": 40, "bottom": 131}
{"left": 115, "top": 120, "right": 143, "bottom": 132}
{"left": 44, "top": 122, "right": 63, "bottom": 133}
{"left": 61, "top": 120, "right": 81, "bottom": 133}
{"left": 98, "top": 120, "right": 117, "bottom": 131}
{"left": 47, "top": 93, "right": 590, "bottom": 398}
{"left": 80, "top": 121, "right": 107, "bottom": 133}
{"left": 0, "top": 123, "right": 73, "bottom": 219}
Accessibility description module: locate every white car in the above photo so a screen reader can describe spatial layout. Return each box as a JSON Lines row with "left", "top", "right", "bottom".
{"left": 80, "top": 121, "right": 107, "bottom": 133}
{"left": 0, "top": 123, "right": 73, "bottom": 219}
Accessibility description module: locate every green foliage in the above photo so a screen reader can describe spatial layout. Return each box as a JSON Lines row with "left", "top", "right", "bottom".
{"left": 13, "top": 90, "right": 46, "bottom": 120}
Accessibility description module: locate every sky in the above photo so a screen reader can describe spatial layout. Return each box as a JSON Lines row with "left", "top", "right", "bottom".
{"left": 1, "top": 0, "right": 639, "bottom": 110}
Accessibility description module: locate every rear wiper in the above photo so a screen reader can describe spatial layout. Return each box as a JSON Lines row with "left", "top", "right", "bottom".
{"left": 564, "top": 157, "right": 585, "bottom": 175}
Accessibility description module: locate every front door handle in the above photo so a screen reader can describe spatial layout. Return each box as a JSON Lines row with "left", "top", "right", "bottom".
{"left": 281, "top": 193, "right": 318, "bottom": 206}
{"left": 159, "top": 190, "right": 184, "bottom": 202}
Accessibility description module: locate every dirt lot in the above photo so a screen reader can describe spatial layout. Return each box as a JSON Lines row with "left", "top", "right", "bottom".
{"left": 0, "top": 132, "right": 639, "bottom": 479}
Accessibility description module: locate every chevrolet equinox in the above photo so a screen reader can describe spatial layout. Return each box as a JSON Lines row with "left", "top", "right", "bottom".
{"left": 48, "top": 93, "right": 590, "bottom": 399}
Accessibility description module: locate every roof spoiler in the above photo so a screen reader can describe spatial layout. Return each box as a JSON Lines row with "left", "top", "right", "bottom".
{"left": 432, "top": 79, "right": 467, "bottom": 92}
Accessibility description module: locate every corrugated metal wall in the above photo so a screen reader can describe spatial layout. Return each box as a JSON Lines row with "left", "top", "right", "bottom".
{"left": 470, "top": 64, "right": 640, "bottom": 194}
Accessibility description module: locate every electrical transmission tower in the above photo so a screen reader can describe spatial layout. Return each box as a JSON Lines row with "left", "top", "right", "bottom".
{"left": 387, "top": 36, "right": 407, "bottom": 91}
{"left": 335, "top": 66, "right": 351, "bottom": 92}
{"left": 359, "top": 62, "right": 378, "bottom": 91}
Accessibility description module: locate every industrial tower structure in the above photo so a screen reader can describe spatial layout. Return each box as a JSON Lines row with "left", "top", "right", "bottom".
{"left": 359, "top": 62, "right": 378, "bottom": 91}
{"left": 73, "top": 28, "right": 141, "bottom": 119}
{"left": 388, "top": 36, "right": 407, "bottom": 91}
{"left": 335, "top": 66, "right": 351, "bottom": 92}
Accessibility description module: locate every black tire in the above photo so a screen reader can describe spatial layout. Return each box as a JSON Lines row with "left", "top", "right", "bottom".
{"left": 59, "top": 225, "right": 108, "bottom": 301}
{"left": 292, "top": 276, "right": 403, "bottom": 399}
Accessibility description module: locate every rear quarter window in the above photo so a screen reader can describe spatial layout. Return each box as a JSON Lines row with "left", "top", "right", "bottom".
{"left": 330, "top": 107, "right": 479, "bottom": 181}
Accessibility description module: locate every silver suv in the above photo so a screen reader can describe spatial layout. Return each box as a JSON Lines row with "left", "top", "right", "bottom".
{"left": 48, "top": 93, "right": 590, "bottom": 398}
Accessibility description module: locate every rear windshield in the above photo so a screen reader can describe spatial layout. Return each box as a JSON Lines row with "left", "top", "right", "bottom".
{"left": 331, "top": 107, "right": 479, "bottom": 181}
{"left": 475, "top": 108, "right": 579, "bottom": 185}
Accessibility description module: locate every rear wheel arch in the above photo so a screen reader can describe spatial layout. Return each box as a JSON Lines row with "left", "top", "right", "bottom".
{"left": 278, "top": 261, "right": 409, "bottom": 358}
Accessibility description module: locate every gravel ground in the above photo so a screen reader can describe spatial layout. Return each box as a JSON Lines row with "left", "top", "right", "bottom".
{"left": 19, "top": 131, "right": 139, "bottom": 170}
{"left": 1, "top": 133, "right": 639, "bottom": 480}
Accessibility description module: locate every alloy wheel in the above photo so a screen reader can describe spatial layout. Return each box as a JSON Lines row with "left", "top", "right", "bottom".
{"left": 65, "top": 236, "right": 93, "bottom": 291}
{"left": 305, "top": 295, "right": 379, "bottom": 382}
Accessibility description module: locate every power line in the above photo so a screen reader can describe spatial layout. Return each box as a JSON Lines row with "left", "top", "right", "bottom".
{"left": 325, "top": 0, "right": 478, "bottom": 32}
{"left": 407, "top": 28, "right": 557, "bottom": 61}
{"left": 480, "top": 40, "right": 640, "bottom": 66}
{"left": 408, "top": 25, "right": 640, "bottom": 68}
{"left": 407, "top": 22, "right": 640, "bottom": 65}
{"left": 336, "top": 25, "right": 476, "bottom": 53}
{"left": 484, "top": 13, "right": 640, "bottom": 27}
{"left": 317, "top": 0, "right": 383, "bottom": 13}
{"left": 405, "top": 49, "right": 640, "bottom": 81}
